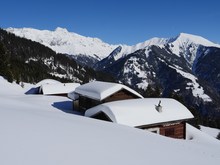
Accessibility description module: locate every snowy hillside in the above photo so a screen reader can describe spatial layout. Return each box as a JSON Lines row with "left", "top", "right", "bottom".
{"left": 0, "top": 76, "right": 220, "bottom": 165}
{"left": 6, "top": 27, "right": 117, "bottom": 59}
{"left": 200, "top": 125, "right": 220, "bottom": 138}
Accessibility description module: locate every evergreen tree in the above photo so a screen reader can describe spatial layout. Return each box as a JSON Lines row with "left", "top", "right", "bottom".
{"left": 217, "top": 132, "right": 220, "bottom": 140}
{"left": 0, "top": 42, "right": 13, "bottom": 82}
{"left": 144, "top": 84, "right": 161, "bottom": 97}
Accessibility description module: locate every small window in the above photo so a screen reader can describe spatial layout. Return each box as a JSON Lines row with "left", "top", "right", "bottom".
{"left": 145, "top": 127, "right": 160, "bottom": 134}
{"left": 165, "top": 128, "right": 175, "bottom": 136}
{"left": 92, "top": 112, "right": 112, "bottom": 122}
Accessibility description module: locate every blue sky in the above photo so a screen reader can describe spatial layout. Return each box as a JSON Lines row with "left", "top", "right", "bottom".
{"left": 1, "top": 0, "right": 220, "bottom": 45}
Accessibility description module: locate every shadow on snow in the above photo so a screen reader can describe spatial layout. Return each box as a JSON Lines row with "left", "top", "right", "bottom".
{"left": 52, "top": 101, "right": 82, "bottom": 115}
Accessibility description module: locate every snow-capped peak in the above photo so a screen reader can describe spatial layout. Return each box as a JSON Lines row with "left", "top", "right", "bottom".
{"left": 109, "top": 37, "right": 169, "bottom": 61}
{"left": 170, "top": 33, "right": 220, "bottom": 48}
{"left": 55, "top": 27, "right": 69, "bottom": 33}
{"left": 166, "top": 33, "right": 220, "bottom": 65}
{"left": 120, "top": 33, "right": 220, "bottom": 58}
{"left": 6, "top": 27, "right": 118, "bottom": 59}
{"left": 96, "top": 32, "right": 220, "bottom": 65}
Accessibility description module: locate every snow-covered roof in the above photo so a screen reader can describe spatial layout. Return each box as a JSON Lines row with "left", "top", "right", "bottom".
{"left": 67, "top": 92, "right": 79, "bottom": 100}
{"left": 85, "top": 98, "right": 194, "bottom": 127}
{"left": 40, "top": 83, "right": 80, "bottom": 95}
{"left": 36, "top": 79, "right": 61, "bottom": 86}
{"left": 74, "top": 81, "right": 143, "bottom": 100}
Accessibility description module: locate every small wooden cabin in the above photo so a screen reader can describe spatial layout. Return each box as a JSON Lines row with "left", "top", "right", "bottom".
{"left": 68, "top": 81, "right": 143, "bottom": 113}
{"left": 26, "top": 79, "right": 61, "bottom": 94}
{"left": 85, "top": 98, "right": 194, "bottom": 139}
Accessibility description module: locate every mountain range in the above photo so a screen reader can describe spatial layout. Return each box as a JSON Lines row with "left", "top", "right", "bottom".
{"left": 3, "top": 27, "right": 220, "bottom": 128}
{"left": 6, "top": 27, "right": 220, "bottom": 65}
{"left": 0, "top": 28, "right": 114, "bottom": 84}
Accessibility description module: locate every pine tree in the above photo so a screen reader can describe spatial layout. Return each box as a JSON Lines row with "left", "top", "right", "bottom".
{"left": 144, "top": 84, "right": 161, "bottom": 98}
{"left": 0, "top": 42, "right": 13, "bottom": 82}
{"left": 217, "top": 132, "right": 220, "bottom": 140}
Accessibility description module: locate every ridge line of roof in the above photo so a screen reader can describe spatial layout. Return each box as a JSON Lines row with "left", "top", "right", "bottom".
{"left": 74, "top": 81, "right": 143, "bottom": 100}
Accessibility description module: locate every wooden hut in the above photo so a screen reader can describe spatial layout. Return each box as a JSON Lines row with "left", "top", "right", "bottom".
{"left": 85, "top": 98, "right": 194, "bottom": 139}
{"left": 68, "top": 81, "right": 143, "bottom": 113}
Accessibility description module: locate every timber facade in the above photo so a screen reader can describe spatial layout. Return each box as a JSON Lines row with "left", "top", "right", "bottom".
{"left": 90, "top": 111, "right": 187, "bottom": 139}
{"left": 139, "top": 121, "right": 186, "bottom": 139}
{"left": 77, "top": 89, "right": 140, "bottom": 113}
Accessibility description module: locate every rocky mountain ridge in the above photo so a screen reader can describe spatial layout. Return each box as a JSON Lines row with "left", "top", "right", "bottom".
{"left": 7, "top": 27, "right": 220, "bottom": 67}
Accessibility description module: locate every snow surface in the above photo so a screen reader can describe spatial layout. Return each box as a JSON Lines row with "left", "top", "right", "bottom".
{"left": 169, "top": 65, "right": 212, "bottom": 102}
{"left": 85, "top": 98, "right": 194, "bottom": 127}
{"left": 171, "top": 33, "right": 220, "bottom": 49}
{"left": 186, "top": 124, "right": 219, "bottom": 144}
{"left": 200, "top": 125, "right": 220, "bottom": 138}
{"left": 0, "top": 76, "right": 34, "bottom": 95}
{"left": 36, "top": 79, "right": 61, "bottom": 86}
{"left": 73, "top": 81, "right": 143, "bottom": 100}
{"left": 40, "top": 83, "right": 80, "bottom": 95}
{"left": 0, "top": 76, "right": 220, "bottom": 165}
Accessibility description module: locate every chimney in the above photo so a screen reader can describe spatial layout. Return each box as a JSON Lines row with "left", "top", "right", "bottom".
{"left": 155, "top": 100, "right": 162, "bottom": 113}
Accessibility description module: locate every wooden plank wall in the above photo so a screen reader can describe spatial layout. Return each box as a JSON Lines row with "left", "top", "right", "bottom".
{"left": 78, "top": 89, "right": 139, "bottom": 113}
{"left": 160, "top": 122, "right": 185, "bottom": 139}
{"left": 78, "top": 96, "right": 101, "bottom": 113}
{"left": 104, "top": 89, "right": 139, "bottom": 103}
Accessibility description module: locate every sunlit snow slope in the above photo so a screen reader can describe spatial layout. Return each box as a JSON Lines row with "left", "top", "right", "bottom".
{"left": 0, "top": 76, "right": 219, "bottom": 165}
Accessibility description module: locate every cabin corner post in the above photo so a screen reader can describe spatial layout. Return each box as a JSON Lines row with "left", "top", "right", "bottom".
{"left": 183, "top": 121, "right": 186, "bottom": 139}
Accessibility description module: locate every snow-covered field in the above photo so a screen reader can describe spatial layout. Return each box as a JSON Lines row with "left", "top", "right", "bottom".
{"left": 200, "top": 125, "right": 220, "bottom": 138}
{"left": 0, "top": 76, "right": 219, "bottom": 165}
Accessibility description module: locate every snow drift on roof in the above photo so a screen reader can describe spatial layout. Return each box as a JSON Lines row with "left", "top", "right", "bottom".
{"left": 40, "top": 83, "right": 80, "bottom": 95}
{"left": 74, "top": 81, "right": 143, "bottom": 100}
{"left": 67, "top": 92, "right": 79, "bottom": 100}
{"left": 85, "top": 98, "right": 194, "bottom": 127}
{"left": 36, "top": 79, "right": 61, "bottom": 86}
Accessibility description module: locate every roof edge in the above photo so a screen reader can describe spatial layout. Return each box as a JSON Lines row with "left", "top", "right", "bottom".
{"left": 136, "top": 118, "right": 194, "bottom": 128}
